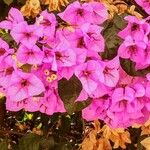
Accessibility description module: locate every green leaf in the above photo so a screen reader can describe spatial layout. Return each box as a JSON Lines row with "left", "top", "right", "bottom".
{"left": 37, "top": 123, "right": 42, "bottom": 129}
{"left": 0, "top": 140, "right": 8, "bottom": 150}
{"left": 18, "top": 133, "right": 41, "bottom": 150}
{"left": 54, "top": 143, "right": 72, "bottom": 150}
{"left": 120, "top": 58, "right": 150, "bottom": 77}
{"left": 39, "top": 137, "right": 55, "bottom": 150}
{"left": 0, "top": 31, "right": 14, "bottom": 44}
{"left": 74, "top": 99, "right": 91, "bottom": 112}
{"left": 18, "top": 133, "right": 56, "bottom": 150}
{"left": 101, "top": 13, "right": 127, "bottom": 60}
{"left": 113, "top": 13, "right": 128, "bottom": 29}
{"left": 3, "top": 0, "right": 13, "bottom": 5}
{"left": 120, "top": 58, "right": 137, "bottom": 76}
{"left": 58, "top": 75, "right": 82, "bottom": 114}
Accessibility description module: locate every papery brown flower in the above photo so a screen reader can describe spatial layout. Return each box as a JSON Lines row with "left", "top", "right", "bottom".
{"left": 98, "top": 0, "right": 124, "bottom": 18}
{"left": 80, "top": 120, "right": 101, "bottom": 150}
{"left": 21, "top": 0, "right": 41, "bottom": 18}
{"left": 101, "top": 125, "right": 131, "bottom": 149}
{"left": 94, "top": 138, "right": 112, "bottom": 150}
{"left": 81, "top": 130, "right": 97, "bottom": 150}
{"left": 80, "top": 120, "right": 112, "bottom": 150}
{"left": 40, "top": 0, "right": 49, "bottom": 5}
{"left": 141, "top": 120, "right": 150, "bottom": 136}
{"left": 97, "top": 0, "right": 142, "bottom": 19}
{"left": 141, "top": 137, "right": 150, "bottom": 150}
{"left": 80, "top": 0, "right": 123, "bottom": 18}
{"left": 113, "top": 0, "right": 128, "bottom": 14}
{"left": 128, "top": 5, "right": 143, "bottom": 19}
{"left": 110, "top": 130, "right": 131, "bottom": 149}
{"left": 41, "top": 0, "right": 70, "bottom": 11}
{"left": 80, "top": 120, "right": 132, "bottom": 150}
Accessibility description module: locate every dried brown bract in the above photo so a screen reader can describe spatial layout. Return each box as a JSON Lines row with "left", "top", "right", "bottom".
{"left": 80, "top": 120, "right": 112, "bottom": 150}
{"left": 80, "top": 120, "right": 131, "bottom": 150}
{"left": 21, "top": 0, "right": 41, "bottom": 18}
{"left": 41, "top": 0, "right": 70, "bottom": 11}
{"left": 98, "top": 0, "right": 127, "bottom": 18}
{"left": 128, "top": 5, "right": 143, "bottom": 19}
{"left": 97, "top": 0, "right": 142, "bottom": 19}
{"left": 112, "top": 0, "right": 128, "bottom": 14}
{"left": 101, "top": 125, "right": 131, "bottom": 149}
{"left": 141, "top": 137, "right": 150, "bottom": 150}
{"left": 141, "top": 120, "right": 150, "bottom": 136}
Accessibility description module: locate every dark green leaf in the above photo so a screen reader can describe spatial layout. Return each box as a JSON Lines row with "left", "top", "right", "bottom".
{"left": 120, "top": 58, "right": 137, "bottom": 76}
{"left": 54, "top": 143, "right": 72, "bottom": 150}
{"left": 3, "top": 0, "right": 13, "bottom": 5}
{"left": 101, "top": 14, "right": 127, "bottom": 60}
{"left": 58, "top": 75, "right": 82, "bottom": 114}
{"left": 11, "top": 143, "right": 20, "bottom": 150}
{"left": 39, "top": 137, "right": 55, "bottom": 150}
{"left": 18, "top": 133, "right": 41, "bottom": 150}
{"left": 113, "top": 13, "right": 128, "bottom": 29}
{"left": 74, "top": 99, "right": 91, "bottom": 112}
{"left": 0, "top": 140, "right": 8, "bottom": 150}
{"left": 0, "top": 31, "right": 14, "bottom": 44}
{"left": 120, "top": 58, "right": 150, "bottom": 77}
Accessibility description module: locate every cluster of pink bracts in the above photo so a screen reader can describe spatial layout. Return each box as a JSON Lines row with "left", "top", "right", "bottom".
{"left": 1, "top": 1, "right": 150, "bottom": 128}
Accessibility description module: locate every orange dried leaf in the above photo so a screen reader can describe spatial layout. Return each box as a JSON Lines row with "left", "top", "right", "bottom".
{"left": 98, "top": 0, "right": 127, "bottom": 18}
{"left": 101, "top": 125, "right": 131, "bottom": 149}
{"left": 101, "top": 125, "right": 112, "bottom": 139}
{"left": 141, "top": 126, "right": 150, "bottom": 136}
{"left": 141, "top": 119, "right": 150, "bottom": 136}
{"left": 21, "top": 0, "right": 41, "bottom": 18}
{"left": 95, "top": 138, "right": 112, "bottom": 150}
{"left": 81, "top": 137, "right": 95, "bottom": 150}
{"left": 141, "top": 137, "right": 150, "bottom": 150}
{"left": 93, "top": 120, "right": 101, "bottom": 132}
{"left": 42, "top": 0, "right": 70, "bottom": 11}
{"left": 128, "top": 5, "right": 143, "bottom": 19}
{"left": 81, "top": 120, "right": 101, "bottom": 150}
{"left": 89, "top": 130, "right": 97, "bottom": 144}
{"left": 110, "top": 130, "right": 131, "bottom": 149}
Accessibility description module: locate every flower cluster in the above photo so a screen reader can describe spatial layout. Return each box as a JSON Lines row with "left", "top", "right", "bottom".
{"left": 118, "top": 16, "right": 150, "bottom": 70}
{"left": 1, "top": 1, "right": 150, "bottom": 128}
{"left": 83, "top": 15, "right": 150, "bottom": 128}
{"left": 0, "top": 2, "right": 108, "bottom": 116}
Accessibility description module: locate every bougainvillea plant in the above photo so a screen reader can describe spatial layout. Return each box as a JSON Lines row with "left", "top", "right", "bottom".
{"left": 2, "top": 0, "right": 150, "bottom": 149}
